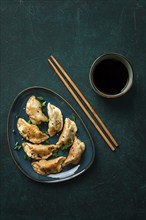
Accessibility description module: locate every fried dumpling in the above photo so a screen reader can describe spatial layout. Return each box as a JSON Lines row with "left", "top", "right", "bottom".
{"left": 47, "top": 103, "right": 63, "bottom": 137}
{"left": 17, "top": 118, "right": 49, "bottom": 144}
{"left": 26, "top": 95, "right": 48, "bottom": 124}
{"left": 63, "top": 136, "right": 85, "bottom": 166}
{"left": 22, "top": 142, "right": 58, "bottom": 160}
{"left": 32, "top": 156, "right": 66, "bottom": 176}
{"left": 56, "top": 118, "right": 77, "bottom": 147}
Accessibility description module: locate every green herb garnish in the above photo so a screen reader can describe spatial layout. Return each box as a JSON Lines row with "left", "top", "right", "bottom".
{"left": 22, "top": 130, "right": 26, "bottom": 134}
{"left": 71, "top": 115, "right": 76, "bottom": 121}
{"left": 45, "top": 140, "right": 50, "bottom": 144}
{"left": 14, "top": 145, "right": 22, "bottom": 150}
{"left": 52, "top": 150, "right": 59, "bottom": 157}
{"left": 27, "top": 119, "right": 31, "bottom": 124}
{"left": 14, "top": 142, "right": 22, "bottom": 150}
{"left": 42, "top": 101, "right": 47, "bottom": 107}
{"left": 61, "top": 145, "right": 70, "bottom": 151}
{"left": 37, "top": 96, "right": 44, "bottom": 101}
{"left": 23, "top": 154, "right": 31, "bottom": 160}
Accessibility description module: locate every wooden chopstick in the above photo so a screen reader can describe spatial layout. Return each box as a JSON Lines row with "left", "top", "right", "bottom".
{"left": 48, "top": 58, "right": 116, "bottom": 151}
{"left": 51, "top": 55, "right": 118, "bottom": 147}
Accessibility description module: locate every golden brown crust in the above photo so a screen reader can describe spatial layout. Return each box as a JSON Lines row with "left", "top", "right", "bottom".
{"left": 31, "top": 156, "right": 66, "bottom": 175}
{"left": 56, "top": 118, "right": 77, "bottom": 147}
{"left": 22, "top": 142, "right": 59, "bottom": 160}
{"left": 26, "top": 96, "right": 48, "bottom": 124}
{"left": 63, "top": 136, "right": 85, "bottom": 166}
{"left": 47, "top": 103, "right": 63, "bottom": 137}
{"left": 17, "top": 118, "right": 49, "bottom": 144}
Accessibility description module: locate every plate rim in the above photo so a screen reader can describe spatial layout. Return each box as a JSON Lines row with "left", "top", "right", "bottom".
{"left": 7, "top": 86, "right": 95, "bottom": 183}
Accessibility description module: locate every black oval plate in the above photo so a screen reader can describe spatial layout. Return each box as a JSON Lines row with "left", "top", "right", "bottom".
{"left": 7, "top": 86, "right": 95, "bottom": 183}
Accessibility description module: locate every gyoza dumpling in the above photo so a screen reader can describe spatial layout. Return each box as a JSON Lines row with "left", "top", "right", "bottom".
{"left": 47, "top": 103, "right": 63, "bottom": 137}
{"left": 56, "top": 118, "right": 77, "bottom": 147}
{"left": 32, "top": 156, "right": 66, "bottom": 176}
{"left": 26, "top": 96, "right": 48, "bottom": 124}
{"left": 63, "top": 136, "right": 85, "bottom": 166}
{"left": 17, "top": 118, "right": 49, "bottom": 144}
{"left": 22, "top": 142, "right": 59, "bottom": 160}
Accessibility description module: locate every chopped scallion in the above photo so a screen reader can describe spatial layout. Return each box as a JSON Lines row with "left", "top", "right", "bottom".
{"left": 71, "top": 115, "right": 76, "bottom": 121}
{"left": 52, "top": 150, "right": 59, "bottom": 157}
{"left": 14, "top": 144, "right": 22, "bottom": 150}
{"left": 23, "top": 154, "right": 31, "bottom": 160}
{"left": 27, "top": 119, "right": 31, "bottom": 124}
{"left": 37, "top": 96, "right": 44, "bottom": 101}
{"left": 45, "top": 140, "right": 50, "bottom": 144}
{"left": 42, "top": 101, "right": 47, "bottom": 107}
{"left": 61, "top": 145, "right": 70, "bottom": 151}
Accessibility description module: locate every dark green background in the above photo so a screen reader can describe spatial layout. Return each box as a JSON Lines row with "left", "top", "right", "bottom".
{"left": 0, "top": 0, "right": 146, "bottom": 220}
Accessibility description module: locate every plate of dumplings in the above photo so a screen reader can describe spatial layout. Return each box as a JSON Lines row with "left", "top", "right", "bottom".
{"left": 7, "top": 86, "right": 95, "bottom": 183}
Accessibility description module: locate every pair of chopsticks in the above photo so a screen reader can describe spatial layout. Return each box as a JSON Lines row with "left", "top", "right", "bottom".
{"left": 48, "top": 55, "right": 118, "bottom": 151}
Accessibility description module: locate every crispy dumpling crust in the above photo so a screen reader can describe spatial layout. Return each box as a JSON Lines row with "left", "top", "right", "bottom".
{"left": 63, "top": 136, "right": 85, "bottom": 166}
{"left": 32, "top": 156, "right": 66, "bottom": 176}
{"left": 26, "top": 96, "right": 48, "bottom": 124}
{"left": 56, "top": 118, "right": 77, "bottom": 147}
{"left": 47, "top": 103, "right": 63, "bottom": 137}
{"left": 17, "top": 118, "right": 49, "bottom": 144}
{"left": 22, "top": 142, "right": 59, "bottom": 160}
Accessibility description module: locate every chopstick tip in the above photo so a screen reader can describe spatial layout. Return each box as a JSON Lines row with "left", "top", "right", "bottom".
{"left": 48, "top": 59, "right": 52, "bottom": 65}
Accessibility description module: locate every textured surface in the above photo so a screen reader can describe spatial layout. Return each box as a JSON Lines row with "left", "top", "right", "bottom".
{"left": 0, "top": 0, "right": 146, "bottom": 220}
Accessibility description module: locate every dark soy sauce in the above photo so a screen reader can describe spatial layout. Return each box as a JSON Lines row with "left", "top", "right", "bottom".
{"left": 93, "top": 59, "right": 129, "bottom": 94}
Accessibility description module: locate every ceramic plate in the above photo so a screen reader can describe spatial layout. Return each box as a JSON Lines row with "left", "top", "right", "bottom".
{"left": 7, "top": 86, "right": 95, "bottom": 183}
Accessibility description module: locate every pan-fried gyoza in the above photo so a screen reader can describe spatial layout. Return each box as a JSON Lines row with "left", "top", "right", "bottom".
{"left": 63, "top": 136, "right": 85, "bottom": 166}
{"left": 31, "top": 156, "right": 66, "bottom": 176}
{"left": 56, "top": 118, "right": 77, "bottom": 147}
{"left": 17, "top": 118, "right": 49, "bottom": 144}
{"left": 22, "top": 142, "right": 59, "bottom": 160}
{"left": 16, "top": 95, "right": 86, "bottom": 176}
{"left": 26, "top": 95, "right": 48, "bottom": 124}
{"left": 47, "top": 103, "right": 63, "bottom": 137}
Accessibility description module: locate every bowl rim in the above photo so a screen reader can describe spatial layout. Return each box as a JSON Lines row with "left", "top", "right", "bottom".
{"left": 89, "top": 52, "right": 134, "bottom": 98}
